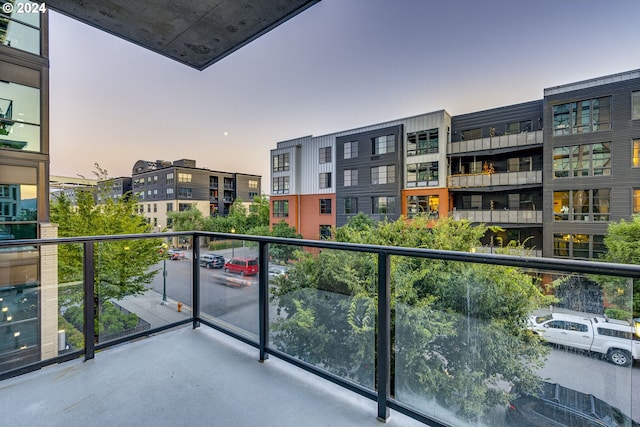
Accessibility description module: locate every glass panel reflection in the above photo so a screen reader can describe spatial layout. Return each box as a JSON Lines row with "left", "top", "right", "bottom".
{"left": 0, "top": 16, "right": 39, "bottom": 54}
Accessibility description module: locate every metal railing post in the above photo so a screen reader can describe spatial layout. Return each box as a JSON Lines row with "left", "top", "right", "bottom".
{"left": 258, "top": 241, "right": 269, "bottom": 362}
{"left": 83, "top": 241, "right": 95, "bottom": 361}
{"left": 377, "top": 251, "right": 390, "bottom": 421}
{"left": 192, "top": 234, "right": 200, "bottom": 329}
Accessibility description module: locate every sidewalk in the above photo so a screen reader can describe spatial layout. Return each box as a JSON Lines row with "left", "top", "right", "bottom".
{"left": 117, "top": 289, "right": 192, "bottom": 330}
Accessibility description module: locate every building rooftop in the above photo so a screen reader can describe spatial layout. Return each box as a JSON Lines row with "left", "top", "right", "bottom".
{"left": 544, "top": 68, "right": 640, "bottom": 96}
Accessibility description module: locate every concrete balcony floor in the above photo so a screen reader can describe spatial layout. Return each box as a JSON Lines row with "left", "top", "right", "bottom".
{"left": 2, "top": 326, "right": 424, "bottom": 427}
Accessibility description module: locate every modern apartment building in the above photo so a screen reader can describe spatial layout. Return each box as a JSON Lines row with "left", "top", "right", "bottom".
{"left": 0, "top": 5, "right": 54, "bottom": 370}
{"left": 270, "top": 70, "right": 640, "bottom": 261}
{"left": 544, "top": 70, "right": 640, "bottom": 259}
{"left": 270, "top": 111, "right": 451, "bottom": 239}
{"left": 131, "top": 159, "right": 261, "bottom": 231}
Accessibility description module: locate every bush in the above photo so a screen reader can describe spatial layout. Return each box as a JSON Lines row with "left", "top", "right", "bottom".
{"left": 604, "top": 307, "right": 632, "bottom": 321}
{"left": 58, "top": 315, "right": 84, "bottom": 350}
{"left": 208, "top": 240, "right": 235, "bottom": 250}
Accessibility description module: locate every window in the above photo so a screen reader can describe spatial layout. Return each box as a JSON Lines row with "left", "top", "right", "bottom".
{"left": 248, "top": 180, "right": 258, "bottom": 189}
{"left": 0, "top": 182, "right": 37, "bottom": 240}
{"left": 343, "top": 141, "right": 358, "bottom": 159}
{"left": 178, "top": 203, "right": 192, "bottom": 212}
{"left": 553, "top": 143, "right": 611, "bottom": 177}
{"left": 344, "top": 197, "right": 357, "bottom": 214}
{"left": 166, "top": 173, "right": 174, "bottom": 184}
{"left": 319, "top": 172, "right": 332, "bottom": 189}
{"left": 553, "top": 189, "right": 610, "bottom": 221}
{"left": 319, "top": 147, "right": 331, "bottom": 164}
{"left": 552, "top": 97, "right": 611, "bottom": 136}
{"left": 407, "top": 195, "right": 439, "bottom": 219}
{"left": 407, "top": 162, "right": 438, "bottom": 187}
{"left": 320, "top": 198, "right": 332, "bottom": 214}
{"left": 633, "top": 91, "right": 640, "bottom": 120}
{"left": 147, "top": 204, "right": 151, "bottom": 213}
{"left": 633, "top": 139, "right": 640, "bottom": 167}
{"left": 506, "top": 120, "right": 533, "bottom": 134}
{"left": 319, "top": 225, "right": 332, "bottom": 240}
{"left": 178, "top": 173, "right": 192, "bottom": 183}
{"left": 0, "top": 82, "right": 41, "bottom": 152}
{"left": 371, "top": 165, "right": 395, "bottom": 185}
{"left": 166, "top": 188, "right": 174, "bottom": 195}
{"left": 153, "top": 189, "right": 158, "bottom": 196}
{"left": 372, "top": 196, "right": 396, "bottom": 215}
{"left": 553, "top": 234, "right": 606, "bottom": 259}
{"left": 272, "top": 200, "right": 289, "bottom": 218}
{"left": 167, "top": 203, "right": 173, "bottom": 212}
{"left": 147, "top": 177, "right": 152, "bottom": 183}
{"left": 178, "top": 188, "right": 192, "bottom": 198}
{"left": 407, "top": 129, "right": 438, "bottom": 156}
{"left": 153, "top": 175, "right": 158, "bottom": 182}
{"left": 460, "top": 128, "right": 481, "bottom": 140}
{"left": 153, "top": 203, "right": 157, "bottom": 213}
{"left": 343, "top": 169, "right": 358, "bottom": 186}
{"left": 273, "top": 153, "right": 290, "bottom": 172}
{"left": 372, "top": 135, "right": 395, "bottom": 155}
{"left": 153, "top": 218, "right": 158, "bottom": 226}
{"left": 272, "top": 176, "right": 290, "bottom": 194}
{"left": 633, "top": 189, "right": 640, "bottom": 214}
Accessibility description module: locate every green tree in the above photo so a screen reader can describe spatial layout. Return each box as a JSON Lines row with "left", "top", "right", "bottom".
{"left": 167, "top": 205, "right": 205, "bottom": 231}
{"left": 247, "top": 194, "right": 270, "bottom": 229}
{"left": 51, "top": 175, "right": 163, "bottom": 340}
{"left": 271, "top": 216, "right": 549, "bottom": 420}
{"left": 269, "top": 221, "right": 302, "bottom": 264}
{"left": 597, "top": 215, "right": 640, "bottom": 318}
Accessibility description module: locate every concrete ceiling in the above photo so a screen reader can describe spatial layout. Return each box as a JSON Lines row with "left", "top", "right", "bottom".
{"left": 45, "top": 0, "right": 321, "bottom": 70}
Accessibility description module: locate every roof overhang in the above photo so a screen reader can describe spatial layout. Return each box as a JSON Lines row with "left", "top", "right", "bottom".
{"left": 45, "top": 0, "right": 321, "bottom": 71}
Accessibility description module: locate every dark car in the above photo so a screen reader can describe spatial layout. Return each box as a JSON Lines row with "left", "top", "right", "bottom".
{"left": 199, "top": 253, "right": 225, "bottom": 269}
{"left": 506, "top": 381, "right": 639, "bottom": 427}
{"left": 223, "top": 257, "right": 259, "bottom": 276}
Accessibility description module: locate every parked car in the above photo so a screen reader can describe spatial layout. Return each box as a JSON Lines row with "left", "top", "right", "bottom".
{"left": 223, "top": 257, "right": 259, "bottom": 276}
{"left": 528, "top": 312, "right": 640, "bottom": 366}
{"left": 268, "top": 264, "right": 288, "bottom": 282}
{"left": 506, "top": 381, "right": 639, "bottom": 427}
{"left": 199, "top": 253, "right": 225, "bottom": 269}
{"left": 167, "top": 249, "right": 186, "bottom": 260}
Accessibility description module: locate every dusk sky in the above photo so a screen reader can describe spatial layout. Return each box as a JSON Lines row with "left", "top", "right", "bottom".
{"left": 49, "top": 0, "right": 640, "bottom": 187}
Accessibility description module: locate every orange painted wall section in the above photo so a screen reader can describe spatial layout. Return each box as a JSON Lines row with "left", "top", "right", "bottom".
{"left": 269, "top": 195, "right": 299, "bottom": 231}
{"left": 401, "top": 188, "right": 450, "bottom": 222}
{"left": 299, "top": 194, "right": 336, "bottom": 240}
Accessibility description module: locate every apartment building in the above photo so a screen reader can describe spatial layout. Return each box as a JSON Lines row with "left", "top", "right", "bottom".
{"left": 449, "top": 100, "right": 544, "bottom": 255}
{"left": 544, "top": 70, "right": 640, "bottom": 259}
{"left": 0, "top": 6, "right": 54, "bottom": 370}
{"left": 130, "top": 159, "right": 261, "bottom": 231}
{"left": 270, "top": 111, "right": 451, "bottom": 239}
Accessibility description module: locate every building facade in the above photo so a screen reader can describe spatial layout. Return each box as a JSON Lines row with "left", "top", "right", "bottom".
{"left": 0, "top": 4, "right": 54, "bottom": 370}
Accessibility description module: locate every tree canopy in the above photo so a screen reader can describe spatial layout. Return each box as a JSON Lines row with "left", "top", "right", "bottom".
{"left": 271, "top": 215, "right": 549, "bottom": 420}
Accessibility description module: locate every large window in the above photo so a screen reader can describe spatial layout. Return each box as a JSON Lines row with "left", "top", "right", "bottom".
{"left": 553, "top": 234, "right": 606, "bottom": 259}
{"left": 407, "top": 162, "right": 438, "bottom": 187}
{"left": 0, "top": 2, "right": 41, "bottom": 54}
{"left": 633, "top": 189, "right": 640, "bottom": 214}
{"left": 0, "top": 82, "right": 41, "bottom": 152}
{"left": 632, "top": 91, "right": 640, "bottom": 120}
{"left": 0, "top": 181, "right": 37, "bottom": 240}
{"left": 178, "top": 188, "right": 192, "bottom": 198}
{"left": 552, "top": 97, "right": 611, "bottom": 136}
{"left": 273, "top": 200, "right": 289, "bottom": 218}
{"left": 407, "top": 129, "right": 438, "bottom": 156}
{"left": 553, "top": 189, "right": 610, "bottom": 221}
{"left": 273, "top": 153, "right": 290, "bottom": 172}
{"left": 506, "top": 120, "right": 533, "bottom": 134}
{"left": 553, "top": 142, "right": 611, "bottom": 177}
{"left": 319, "top": 173, "right": 332, "bottom": 189}
{"left": 372, "top": 196, "right": 396, "bottom": 215}
{"left": 344, "top": 197, "right": 357, "bottom": 214}
{"left": 272, "top": 176, "right": 290, "bottom": 194}
{"left": 407, "top": 195, "right": 439, "bottom": 219}
{"left": 319, "top": 225, "right": 332, "bottom": 240}
{"left": 633, "top": 139, "right": 640, "bottom": 168}
{"left": 343, "top": 141, "right": 358, "bottom": 159}
{"left": 371, "top": 165, "right": 395, "bottom": 185}
{"left": 178, "top": 173, "right": 192, "bottom": 183}
{"left": 460, "top": 128, "right": 481, "bottom": 140}
{"left": 319, "top": 198, "right": 332, "bottom": 214}
{"left": 319, "top": 147, "right": 331, "bottom": 164}
{"left": 343, "top": 169, "right": 358, "bottom": 187}
{"left": 372, "top": 135, "right": 395, "bottom": 155}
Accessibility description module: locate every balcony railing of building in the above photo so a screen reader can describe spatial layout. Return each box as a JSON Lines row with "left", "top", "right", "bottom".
{"left": 448, "top": 130, "right": 543, "bottom": 155}
{"left": 0, "top": 232, "right": 639, "bottom": 427}
{"left": 447, "top": 170, "right": 542, "bottom": 189}
{"left": 451, "top": 208, "right": 542, "bottom": 224}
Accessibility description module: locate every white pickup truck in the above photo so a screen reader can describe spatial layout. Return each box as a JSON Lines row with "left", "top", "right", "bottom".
{"left": 529, "top": 312, "right": 640, "bottom": 367}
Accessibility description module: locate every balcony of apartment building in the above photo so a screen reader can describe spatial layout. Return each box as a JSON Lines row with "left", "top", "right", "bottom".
{"left": 448, "top": 129, "right": 543, "bottom": 156}
{"left": 1, "top": 232, "right": 639, "bottom": 427}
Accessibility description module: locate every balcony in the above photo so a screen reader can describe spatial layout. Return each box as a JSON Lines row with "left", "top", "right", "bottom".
{"left": 447, "top": 170, "right": 542, "bottom": 189}
{"left": 1, "top": 232, "right": 639, "bottom": 427}
{"left": 451, "top": 209, "right": 542, "bottom": 224}
{"left": 448, "top": 130, "right": 543, "bottom": 155}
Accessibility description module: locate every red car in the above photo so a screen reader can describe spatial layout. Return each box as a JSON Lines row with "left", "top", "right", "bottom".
{"left": 223, "top": 257, "right": 259, "bottom": 276}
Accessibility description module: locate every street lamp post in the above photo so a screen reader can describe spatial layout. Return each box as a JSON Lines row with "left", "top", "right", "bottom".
{"left": 161, "top": 243, "right": 168, "bottom": 304}
{"left": 230, "top": 228, "right": 235, "bottom": 257}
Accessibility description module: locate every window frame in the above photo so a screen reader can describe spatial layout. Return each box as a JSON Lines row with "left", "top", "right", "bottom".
{"left": 372, "top": 134, "right": 396, "bottom": 155}
{"left": 272, "top": 200, "right": 289, "bottom": 218}
{"left": 319, "top": 198, "right": 332, "bottom": 214}
{"left": 343, "top": 169, "right": 358, "bottom": 187}
{"left": 319, "top": 172, "right": 332, "bottom": 189}
{"left": 319, "top": 147, "right": 332, "bottom": 164}
{"left": 343, "top": 141, "right": 358, "bottom": 159}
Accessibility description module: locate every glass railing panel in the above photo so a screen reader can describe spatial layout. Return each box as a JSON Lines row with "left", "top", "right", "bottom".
{"left": 392, "top": 257, "right": 638, "bottom": 427}
{"left": 269, "top": 246, "right": 376, "bottom": 389}
{"left": 94, "top": 237, "right": 190, "bottom": 345}
{"left": 199, "top": 237, "right": 260, "bottom": 340}
{"left": 57, "top": 242, "right": 85, "bottom": 355}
